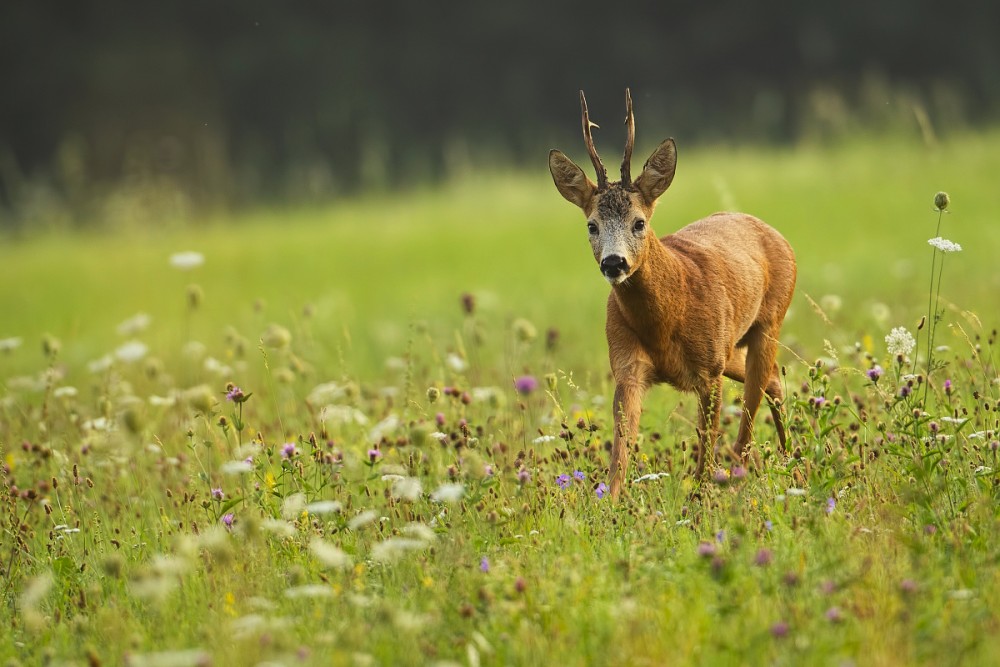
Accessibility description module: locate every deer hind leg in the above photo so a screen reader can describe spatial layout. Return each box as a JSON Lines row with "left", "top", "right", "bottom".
{"left": 695, "top": 376, "right": 724, "bottom": 478}
{"left": 609, "top": 379, "right": 648, "bottom": 499}
{"left": 734, "top": 327, "right": 780, "bottom": 459}
{"left": 764, "top": 363, "right": 788, "bottom": 452}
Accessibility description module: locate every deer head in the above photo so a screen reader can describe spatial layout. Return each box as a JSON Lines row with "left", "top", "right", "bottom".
{"left": 549, "top": 89, "right": 677, "bottom": 285}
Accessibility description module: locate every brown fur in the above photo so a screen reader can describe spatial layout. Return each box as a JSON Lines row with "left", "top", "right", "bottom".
{"left": 549, "top": 92, "right": 796, "bottom": 499}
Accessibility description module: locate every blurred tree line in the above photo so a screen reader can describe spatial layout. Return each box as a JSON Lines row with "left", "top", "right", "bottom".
{"left": 1, "top": 0, "right": 997, "bottom": 229}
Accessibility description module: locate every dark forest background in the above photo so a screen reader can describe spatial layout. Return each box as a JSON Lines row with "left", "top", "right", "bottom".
{"left": 2, "top": 0, "right": 998, "bottom": 229}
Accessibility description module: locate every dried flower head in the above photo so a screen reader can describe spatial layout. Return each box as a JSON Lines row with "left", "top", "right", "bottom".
{"left": 933, "top": 191, "right": 950, "bottom": 212}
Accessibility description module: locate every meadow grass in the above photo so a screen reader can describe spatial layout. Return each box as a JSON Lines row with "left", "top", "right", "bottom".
{"left": 1, "top": 131, "right": 1000, "bottom": 666}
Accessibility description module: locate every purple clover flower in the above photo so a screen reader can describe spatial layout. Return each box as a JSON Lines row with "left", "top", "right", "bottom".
{"left": 225, "top": 385, "right": 245, "bottom": 402}
{"left": 514, "top": 375, "right": 539, "bottom": 395}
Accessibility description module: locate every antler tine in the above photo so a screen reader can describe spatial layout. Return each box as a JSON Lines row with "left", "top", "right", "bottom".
{"left": 621, "top": 88, "right": 635, "bottom": 186}
{"left": 579, "top": 90, "right": 608, "bottom": 190}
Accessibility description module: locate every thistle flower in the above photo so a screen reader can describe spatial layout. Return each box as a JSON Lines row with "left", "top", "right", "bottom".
{"left": 866, "top": 365, "right": 883, "bottom": 383}
{"left": 0, "top": 336, "right": 23, "bottom": 353}
{"left": 754, "top": 548, "right": 773, "bottom": 566}
{"left": 770, "top": 621, "right": 789, "bottom": 638}
{"left": 221, "top": 513, "right": 234, "bottom": 528}
{"left": 211, "top": 487, "right": 224, "bottom": 500}
{"left": 885, "top": 327, "right": 916, "bottom": 357}
{"left": 517, "top": 469, "right": 531, "bottom": 485}
{"left": 697, "top": 541, "right": 717, "bottom": 558}
{"left": 927, "top": 237, "right": 962, "bottom": 253}
{"left": 367, "top": 448, "right": 381, "bottom": 463}
{"left": 281, "top": 443, "right": 297, "bottom": 459}
{"left": 512, "top": 318, "right": 537, "bottom": 342}
{"left": 514, "top": 375, "right": 538, "bottom": 395}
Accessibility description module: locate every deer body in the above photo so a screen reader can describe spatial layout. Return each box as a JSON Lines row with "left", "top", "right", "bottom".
{"left": 549, "top": 91, "right": 796, "bottom": 498}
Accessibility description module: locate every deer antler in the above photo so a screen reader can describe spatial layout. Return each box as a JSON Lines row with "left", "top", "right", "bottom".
{"left": 621, "top": 88, "right": 635, "bottom": 186}
{"left": 579, "top": 90, "right": 608, "bottom": 190}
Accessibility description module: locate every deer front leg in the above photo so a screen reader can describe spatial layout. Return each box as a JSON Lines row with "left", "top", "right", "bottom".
{"left": 609, "top": 379, "right": 647, "bottom": 499}
{"left": 695, "top": 376, "right": 724, "bottom": 478}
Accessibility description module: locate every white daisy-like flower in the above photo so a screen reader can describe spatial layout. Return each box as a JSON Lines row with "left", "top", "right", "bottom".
{"left": 927, "top": 237, "right": 962, "bottom": 253}
{"left": 885, "top": 326, "right": 916, "bottom": 357}
{"left": 169, "top": 251, "right": 205, "bottom": 270}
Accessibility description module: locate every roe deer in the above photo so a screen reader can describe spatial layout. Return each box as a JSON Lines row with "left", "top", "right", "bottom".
{"left": 548, "top": 90, "right": 796, "bottom": 499}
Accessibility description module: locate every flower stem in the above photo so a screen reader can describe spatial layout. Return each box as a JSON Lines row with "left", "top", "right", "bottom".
{"left": 922, "top": 209, "right": 944, "bottom": 382}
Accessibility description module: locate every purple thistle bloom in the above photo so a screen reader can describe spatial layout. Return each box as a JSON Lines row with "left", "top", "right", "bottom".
{"left": 480, "top": 556, "right": 490, "bottom": 573}
{"left": 825, "top": 606, "right": 843, "bottom": 623}
{"left": 221, "top": 512, "right": 234, "bottom": 528}
{"left": 770, "top": 621, "right": 790, "bottom": 638}
{"left": 244, "top": 456, "right": 254, "bottom": 466}
{"left": 368, "top": 448, "right": 381, "bottom": 463}
{"left": 754, "top": 548, "right": 773, "bottom": 567}
{"left": 281, "top": 443, "right": 297, "bottom": 459}
{"left": 484, "top": 464, "right": 494, "bottom": 477}
{"left": 514, "top": 375, "right": 539, "bottom": 395}
{"left": 826, "top": 497, "right": 836, "bottom": 515}
{"left": 866, "top": 366, "right": 883, "bottom": 383}
{"left": 697, "top": 541, "right": 717, "bottom": 558}
{"left": 573, "top": 470, "right": 585, "bottom": 482}
{"left": 731, "top": 465, "right": 747, "bottom": 480}
{"left": 556, "top": 474, "right": 571, "bottom": 490}
{"left": 225, "top": 385, "right": 245, "bottom": 402}
{"left": 899, "top": 384, "right": 911, "bottom": 398}
{"left": 211, "top": 487, "right": 224, "bottom": 500}
{"left": 596, "top": 482, "right": 608, "bottom": 499}
{"left": 900, "top": 578, "right": 918, "bottom": 595}
{"left": 943, "top": 378, "right": 953, "bottom": 394}
{"left": 712, "top": 468, "right": 730, "bottom": 485}
{"left": 517, "top": 468, "right": 531, "bottom": 485}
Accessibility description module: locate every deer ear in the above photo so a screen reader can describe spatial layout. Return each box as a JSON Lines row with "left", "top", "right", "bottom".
{"left": 549, "top": 149, "right": 597, "bottom": 210}
{"left": 635, "top": 138, "right": 677, "bottom": 204}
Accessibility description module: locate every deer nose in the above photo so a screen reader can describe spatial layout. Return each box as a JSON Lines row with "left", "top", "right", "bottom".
{"left": 600, "top": 255, "right": 629, "bottom": 278}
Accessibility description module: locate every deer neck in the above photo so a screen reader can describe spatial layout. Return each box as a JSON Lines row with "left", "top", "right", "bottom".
{"left": 611, "top": 239, "right": 686, "bottom": 334}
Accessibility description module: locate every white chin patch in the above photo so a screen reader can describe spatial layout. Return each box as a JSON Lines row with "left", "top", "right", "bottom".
{"left": 605, "top": 273, "right": 628, "bottom": 286}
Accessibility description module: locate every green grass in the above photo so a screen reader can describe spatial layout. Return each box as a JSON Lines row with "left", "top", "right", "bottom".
{"left": 2, "top": 131, "right": 1000, "bottom": 666}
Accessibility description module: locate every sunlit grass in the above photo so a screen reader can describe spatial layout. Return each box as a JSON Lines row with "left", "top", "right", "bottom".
{"left": 2, "top": 131, "right": 1000, "bottom": 666}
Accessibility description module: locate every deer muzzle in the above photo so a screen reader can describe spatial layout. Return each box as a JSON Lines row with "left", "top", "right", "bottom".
{"left": 600, "top": 254, "right": 629, "bottom": 280}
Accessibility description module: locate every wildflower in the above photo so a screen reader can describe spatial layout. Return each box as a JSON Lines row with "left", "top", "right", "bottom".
{"left": 764, "top": 520, "right": 773, "bottom": 531}
{"left": 430, "top": 483, "right": 465, "bottom": 503}
{"left": 712, "top": 468, "right": 730, "bottom": 485}
{"left": 825, "top": 606, "right": 843, "bottom": 623}
{"left": 169, "top": 251, "right": 205, "bottom": 270}
{"left": 112, "top": 340, "right": 148, "bottom": 363}
{"left": 0, "top": 337, "right": 23, "bottom": 353}
{"left": 514, "top": 375, "right": 539, "bottom": 395}
{"left": 899, "top": 385, "right": 912, "bottom": 398}
{"left": 885, "top": 327, "right": 916, "bottom": 357}
{"left": 480, "top": 557, "right": 490, "bottom": 573}
{"left": 770, "top": 621, "right": 789, "bottom": 638}
{"left": 446, "top": 353, "right": 468, "bottom": 373}
{"left": 715, "top": 530, "right": 726, "bottom": 543}
{"left": 943, "top": 379, "right": 952, "bottom": 395}
{"left": 927, "top": 237, "right": 962, "bottom": 253}
{"left": 572, "top": 470, "right": 585, "bottom": 482}
{"left": 866, "top": 365, "right": 883, "bottom": 383}
{"left": 825, "top": 497, "right": 836, "bottom": 515}
{"left": 260, "top": 323, "right": 292, "bottom": 349}
{"left": 461, "top": 292, "right": 476, "bottom": 315}
{"left": 512, "top": 318, "right": 537, "bottom": 342}
{"left": 225, "top": 384, "right": 248, "bottom": 403}
{"left": 211, "top": 487, "right": 224, "bottom": 501}
{"left": 900, "top": 578, "right": 918, "bottom": 595}
{"left": 934, "top": 191, "right": 950, "bottom": 211}
{"left": 309, "top": 538, "right": 353, "bottom": 570}
{"left": 595, "top": 482, "right": 609, "bottom": 499}
{"left": 116, "top": 313, "right": 151, "bottom": 336}
{"left": 221, "top": 513, "right": 234, "bottom": 528}
{"left": 730, "top": 465, "right": 747, "bottom": 481}
{"left": 754, "top": 548, "right": 773, "bottom": 567}
{"left": 426, "top": 387, "right": 440, "bottom": 403}
{"left": 280, "top": 443, "right": 297, "bottom": 459}
{"left": 516, "top": 469, "right": 531, "bottom": 485}
{"left": 697, "top": 541, "right": 717, "bottom": 558}
{"left": 367, "top": 448, "right": 381, "bottom": 463}
{"left": 514, "top": 577, "right": 527, "bottom": 594}
{"left": 556, "top": 474, "right": 571, "bottom": 490}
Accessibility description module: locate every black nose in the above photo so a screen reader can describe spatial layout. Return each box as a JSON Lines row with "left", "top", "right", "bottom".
{"left": 600, "top": 255, "right": 629, "bottom": 278}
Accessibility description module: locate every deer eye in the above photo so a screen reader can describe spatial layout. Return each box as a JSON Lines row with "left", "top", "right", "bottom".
{"left": 587, "top": 221, "right": 598, "bottom": 235}
{"left": 632, "top": 218, "right": 646, "bottom": 233}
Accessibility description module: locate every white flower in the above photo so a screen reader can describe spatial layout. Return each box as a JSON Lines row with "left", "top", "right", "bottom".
{"left": 53, "top": 386, "right": 78, "bottom": 398}
{"left": 309, "top": 538, "right": 352, "bottom": 570}
{"left": 88, "top": 355, "right": 115, "bottom": 373}
{"left": 305, "top": 500, "right": 343, "bottom": 515}
{"left": 368, "top": 414, "right": 400, "bottom": 442}
{"left": 430, "top": 431, "right": 448, "bottom": 442}
{"left": 308, "top": 381, "right": 346, "bottom": 405}
{"left": 633, "top": 472, "right": 670, "bottom": 484}
{"left": 429, "top": 483, "right": 465, "bottom": 503}
{"left": 220, "top": 460, "right": 254, "bottom": 475}
{"left": 115, "top": 340, "right": 148, "bottom": 363}
{"left": 885, "top": 326, "right": 916, "bottom": 357}
{"left": 0, "top": 337, "right": 23, "bottom": 352}
{"left": 347, "top": 509, "right": 378, "bottom": 530}
{"left": 532, "top": 435, "right": 557, "bottom": 444}
{"left": 391, "top": 477, "right": 423, "bottom": 502}
{"left": 446, "top": 353, "right": 468, "bottom": 373}
{"left": 786, "top": 487, "right": 807, "bottom": 496}
{"left": 284, "top": 585, "right": 332, "bottom": 599}
{"left": 371, "top": 537, "right": 430, "bottom": 562}
{"left": 148, "top": 394, "right": 177, "bottom": 407}
{"left": 116, "top": 313, "right": 151, "bottom": 336}
{"left": 928, "top": 237, "right": 962, "bottom": 253}
{"left": 169, "top": 251, "right": 205, "bottom": 270}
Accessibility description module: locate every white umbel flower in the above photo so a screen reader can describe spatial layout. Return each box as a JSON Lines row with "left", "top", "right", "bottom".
{"left": 885, "top": 327, "right": 916, "bottom": 357}
{"left": 169, "top": 251, "right": 205, "bottom": 270}
{"left": 927, "top": 237, "right": 962, "bottom": 253}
